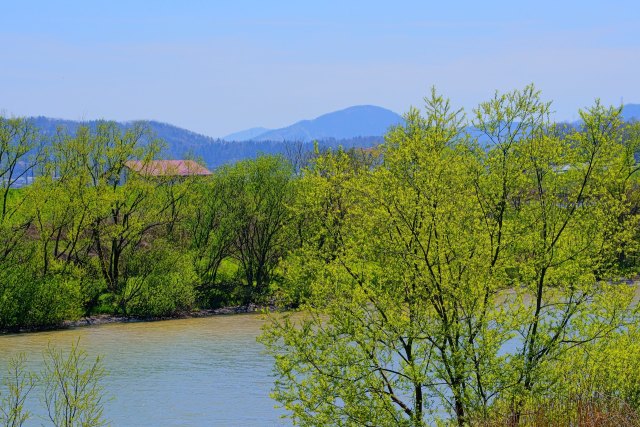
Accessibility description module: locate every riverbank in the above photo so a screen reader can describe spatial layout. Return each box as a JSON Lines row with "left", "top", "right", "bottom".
{"left": 1, "top": 303, "right": 283, "bottom": 335}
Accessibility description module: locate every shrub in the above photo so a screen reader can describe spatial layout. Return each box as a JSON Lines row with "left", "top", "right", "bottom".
{"left": 119, "top": 240, "right": 197, "bottom": 317}
{"left": 0, "top": 268, "right": 82, "bottom": 330}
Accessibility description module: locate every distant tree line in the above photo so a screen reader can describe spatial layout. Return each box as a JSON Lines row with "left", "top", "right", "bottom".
{"left": 26, "top": 116, "right": 383, "bottom": 170}
{"left": 0, "top": 117, "right": 316, "bottom": 330}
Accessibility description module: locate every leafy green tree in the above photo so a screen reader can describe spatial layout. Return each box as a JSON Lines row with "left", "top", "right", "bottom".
{"left": 1, "top": 345, "right": 108, "bottom": 427}
{"left": 18, "top": 122, "right": 164, "bottom": 315}
{"left": 0, "top": 116, "right": 44, "bottom": 221}
{"left": 0, "top": 122, "right": 86, "bottom": 329}
{"left": 0, "top": 116, "right": 44, "bottom": 270}
{"left": 261, "top": 87, "right": 639, "bottom": 426}
{"left": 203, "top": 156, "right": 295, "bottom": 300}
{"left": 120, "top": 239, "right": 196, "bottom": 317}
{"left": 281, "top": 145, "right": 375, "bottom": 305}
{"left": 41, "top": 342, "right": 107, "bottom": 427}
{"left": 82, "top": 122, "right": 161, "bottom": 296}
{"left": 188, "top": 172, "right": 239, "bottom": 300}
{"left": 263, "top": 91, "right": 483, "bottom": 425}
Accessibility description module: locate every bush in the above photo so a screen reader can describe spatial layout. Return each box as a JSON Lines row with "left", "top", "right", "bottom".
{"left": 196, "top": 277, "right": 245, "bottom": 309}
{"left": 93, "top": 293, "right": 117, "bottom": 315}
{"left": 194, "top": 258, "right": 252, "bottom": 309}
{"left": 479, "top": 396, "right": 640, "bottom": 427}
{"left": 119, "top": 240, "right": 197, "bottom": 317}
{"left": 0, "top": 268, "right": 82, "bottom": 330}
{"left": 125, "top": 270, "right": 196, "bottom": 318}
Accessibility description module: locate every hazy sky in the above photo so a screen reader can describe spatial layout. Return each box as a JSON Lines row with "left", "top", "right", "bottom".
{"left": 1, "top": 1, "right": 638, "bottom": 137}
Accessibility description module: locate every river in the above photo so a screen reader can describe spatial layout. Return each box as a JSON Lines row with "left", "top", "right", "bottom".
{"left": 0, "top": 314, "right": 288, "bottom": 426}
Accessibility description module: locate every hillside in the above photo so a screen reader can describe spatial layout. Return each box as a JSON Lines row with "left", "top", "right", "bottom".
{"left": 30, "top": 117, "right": 218, "bottom": 154}
{"left": 247, "top": 105, "right": 403, "bottom": 142}
{"left": 222, "top": 127, "right": 270, "bottom": 141}
{"left": 27, "top": 115, "right": 386, "bottom": 169}
{"left": 25, "top": 103, "right": 637, "bottom": 171}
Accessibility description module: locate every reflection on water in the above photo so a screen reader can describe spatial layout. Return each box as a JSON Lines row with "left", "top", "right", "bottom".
{"left": 0, "top": 315, "right": 288, "bottom": 426}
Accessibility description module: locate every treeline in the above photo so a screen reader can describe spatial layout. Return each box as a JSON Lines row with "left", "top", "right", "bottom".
{"left": 27, "top": 116, "right": 383, "bottom": 170}
{"left": 0, "top": 117, "right": 319, "bottom": 330}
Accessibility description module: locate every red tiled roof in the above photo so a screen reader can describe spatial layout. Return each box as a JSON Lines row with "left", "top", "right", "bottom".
{"left": 125, "top": 160, "right": 212, "bottom": 177}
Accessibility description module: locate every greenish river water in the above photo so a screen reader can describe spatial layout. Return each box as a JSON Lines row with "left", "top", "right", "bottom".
{"left": 0, "top": 314, "right": 288, "bottom": 426}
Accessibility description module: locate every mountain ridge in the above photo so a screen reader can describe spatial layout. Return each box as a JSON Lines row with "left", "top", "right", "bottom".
{"left": 20, "top": 103, "right": 640, "bottom": 170}
{"left": 222, "top": 127, "right": 270, "bottom": 141}
{"left": 237, "top": 105, "right": 404, "bottom": 142}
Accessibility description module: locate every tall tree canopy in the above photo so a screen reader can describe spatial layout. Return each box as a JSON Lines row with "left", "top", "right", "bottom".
{"left": 261, "top": 86, "right": 640, "bottom": 426}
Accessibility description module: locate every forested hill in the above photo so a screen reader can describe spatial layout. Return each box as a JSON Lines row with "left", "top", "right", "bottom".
{"left": 30, "top": 116, "right": 384, "bottom": 169}
{"left": 28, "top": 105, "right": 403, "bottom": 169}
{"left": 26, "top": 104, "right": 640, "bottom": 169}
{"left": 30, "top": 116, "right": 219, "bottom": 150}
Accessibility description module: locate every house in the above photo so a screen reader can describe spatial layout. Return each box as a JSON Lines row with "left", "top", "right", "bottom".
{"left": 124, "top": 160, "right": 212, "bottom": 178}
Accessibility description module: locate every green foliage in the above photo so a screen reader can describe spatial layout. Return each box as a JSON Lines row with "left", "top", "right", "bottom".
{"left": 41, "top": 342, "right": 107, "bottom": 427}
{"left": 0, "top": 268, "right": 82, "bottom": 330}
{"left": 223, "top": 155, "right": 295, "bottom": 297}
{"left": 188, "top": 172, "right": 242, "bottom": 304}
{"left": 0, "top": 354, "right": 34, "bottom": 427}
{"left": 279, "top": 146, "right": 371, "bottom": 306}
{"left": 555, "top": 325, "right": 640, "bottom": 409}
{"left": 120, "top": 241, "right": 196, "bottom": 317}
{"left": 261, "top": 86, "right": 640, "bottom": 426}
{"left": 0, "top": 110, "right": 300, "bottom": 327}
{"left": 190, "top": 155, "right": 295, "bottom": 304}
{"left": 482, "top": 325, "right": 640, "bottom": 425}
{"left": 0, "top": 344, "right": 108, "bottom": 427}
{"left": 3, "top": 92, "right": 640, "bottom": 425}
{"left": 0, "top": 116, "right": 44, "bottom": 222}
{"left": 194, "top": 258, "right": 245, "bottom": 308}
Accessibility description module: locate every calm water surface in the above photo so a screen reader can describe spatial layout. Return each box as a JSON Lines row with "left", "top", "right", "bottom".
{"left": 0, "top": 314, "right": 288, "bottom": 426}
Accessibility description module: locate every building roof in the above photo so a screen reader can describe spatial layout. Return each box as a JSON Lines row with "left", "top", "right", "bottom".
{"left": 124, "top": 160, "right": 212, "bottom": 177}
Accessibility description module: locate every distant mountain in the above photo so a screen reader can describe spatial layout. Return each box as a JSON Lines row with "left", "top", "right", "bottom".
{"left": 223, "top": 105, "right": 403, "bottom": 142}
{"left": 26, "top": 114, "right": 387, "bottom": 169}
{"left": 23, "top": 102, "right": 639, "bottom": 171}
{"left": 30, "top": 117, "right": 218, "bottom": 156}
{"left": 222, "top": 127, "right": 270, "bottom": 141}
{"left": 623, "top": 104, "right": 640, "bottom": 121}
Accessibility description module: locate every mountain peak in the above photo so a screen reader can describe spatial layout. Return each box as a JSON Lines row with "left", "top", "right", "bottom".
{"left": 224, "top": 105, "right": 403, "bottom": 142}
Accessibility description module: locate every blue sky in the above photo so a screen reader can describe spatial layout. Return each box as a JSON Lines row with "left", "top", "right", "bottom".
{"left": 1, "top": 1, "right": 638, "bottom": 137}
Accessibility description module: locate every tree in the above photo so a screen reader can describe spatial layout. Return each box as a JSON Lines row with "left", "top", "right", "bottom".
{"left": 82, "top": 122, "right": 161, "bottom": 296}
{"left": 281, "top": 144, "right": 380, "bottom": 305}
{"left": 0, "top": 354, "right": 34, "bottom": 427}
{"left": 0, "top": 118, "right": 84, "bottom": 330}
{"left": 222, "top": 156, "right": 294, "bottom": 299}
{"left": 0, "top": 344, "right": 107, "bottom": 427}
{"left": 188, "top": 172, "right": 239, "bottom": 297}
{"left": 0, "top": 116, "right": 44, "bottom": 269}
{"left": 0, "top": 116, "right": 44, "bottom": 221}
{"left": 41, "top": 342, "right": 107, "bottom": 427}
{"left": 261, "top": 87, "right": 639, "bottom": 425}
{"left": 263, "top": 90, "right": 483, "bottom": 425}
